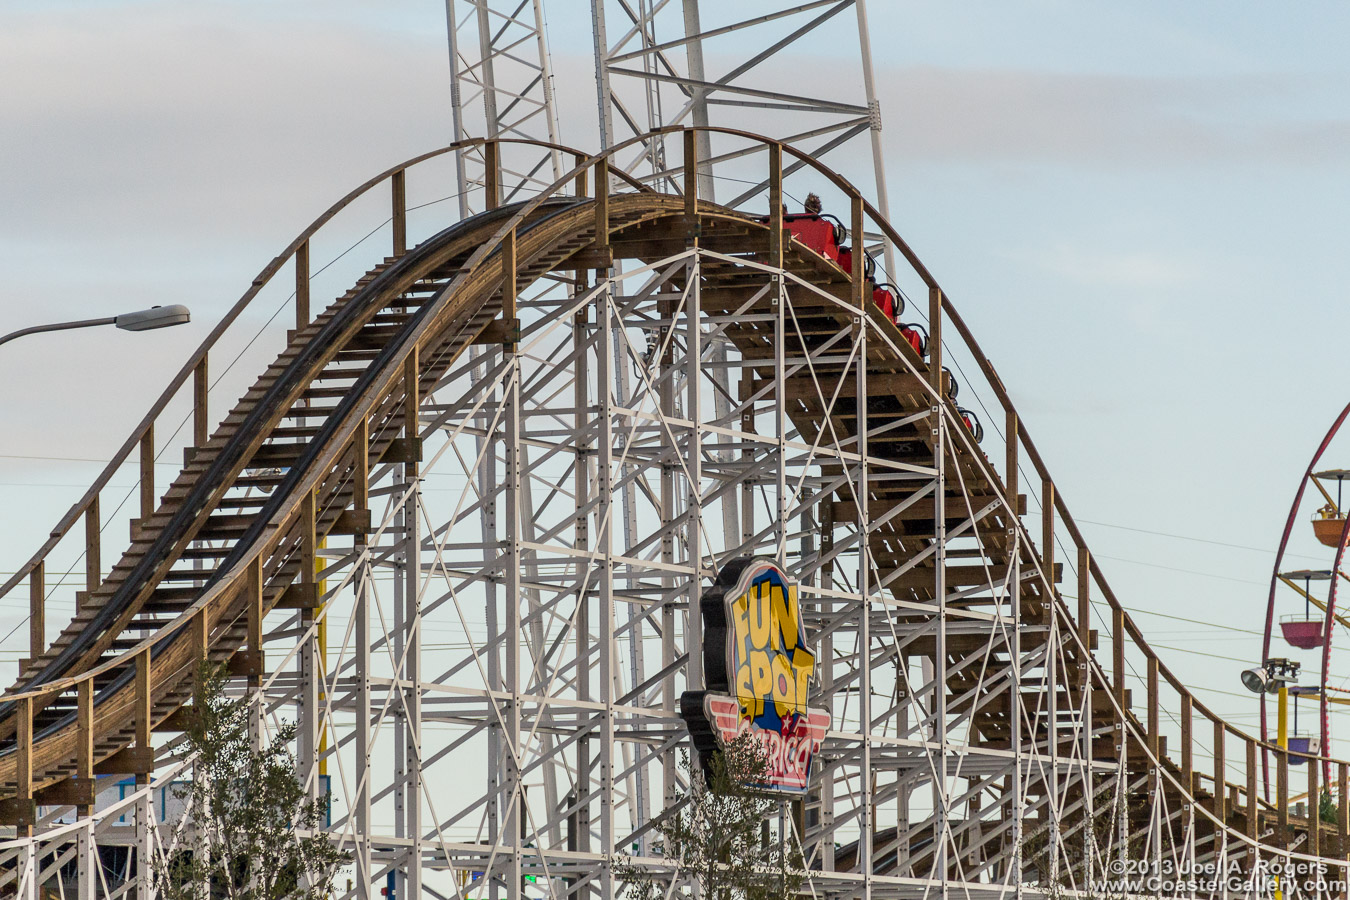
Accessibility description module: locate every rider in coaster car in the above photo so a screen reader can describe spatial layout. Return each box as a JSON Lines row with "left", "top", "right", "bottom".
{"left": 783, "top": 191, "right": 841, "bottom": 261}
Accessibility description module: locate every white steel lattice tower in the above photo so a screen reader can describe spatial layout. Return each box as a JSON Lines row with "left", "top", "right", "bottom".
{"left": 446, "top": 0, "right": 566, "bottom": 213}
{"left": 590, "top": 0, "right": 895, "bottom": 270}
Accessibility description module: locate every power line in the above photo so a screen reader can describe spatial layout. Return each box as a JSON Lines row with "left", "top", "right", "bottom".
{"left": 1093, "top": 553, "right": 1264, "bottom": 586}
{"left": 1077, "top": 516, "right": 1325, "bottom": 563}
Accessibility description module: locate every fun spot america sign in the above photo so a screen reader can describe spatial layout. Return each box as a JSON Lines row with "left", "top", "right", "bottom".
{"left": 680, "top": 557, "right": 830, "bottom": 795}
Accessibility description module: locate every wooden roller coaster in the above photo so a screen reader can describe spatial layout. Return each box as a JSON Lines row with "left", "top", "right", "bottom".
{"left": 0, "top": 129, "right": 1342, "bottom": 898}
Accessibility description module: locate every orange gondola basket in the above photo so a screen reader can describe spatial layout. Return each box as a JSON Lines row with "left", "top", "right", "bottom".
{"left": 1312, "top": 504, "right": 1348, "bottom": 547}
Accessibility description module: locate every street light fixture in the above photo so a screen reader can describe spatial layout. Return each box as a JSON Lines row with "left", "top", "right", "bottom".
{"left": 1240, "top": 657, "right": 1301, "bottom": 751}
{"left": 1240, "top": 666, "right": 1270, "bottom": 694}
{"left": 0, "top": 304, "right": 191, "bottom": 348}
{"left": 1239, "top": 657, "right": 1300, "bottom": 695}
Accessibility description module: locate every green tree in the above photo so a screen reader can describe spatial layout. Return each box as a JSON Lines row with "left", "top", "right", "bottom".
{"left": 1320, "top": 786, "right": 1338, "bottom": 825}
{"left": 616, "top": 735, "right": 804, "bottom": 900}
{"left": 154, "top": 663, "right": 347, "bottom": 900}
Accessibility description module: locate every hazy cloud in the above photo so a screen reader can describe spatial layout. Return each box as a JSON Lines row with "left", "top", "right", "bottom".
{"left": 876, "top": 65, "right": 1350, "bottom": 168}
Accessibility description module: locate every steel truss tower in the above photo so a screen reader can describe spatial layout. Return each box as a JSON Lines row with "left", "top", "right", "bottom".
{"left": 446, "top": 0, "right": 565, "bottom": 214}
{"left": 590, "top": 0, "right": 895, "bottom": 269}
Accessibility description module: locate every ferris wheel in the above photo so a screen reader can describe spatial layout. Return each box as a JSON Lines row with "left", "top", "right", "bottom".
{"left": 1260, "top": 402, "right": 1350, "bottom": 793}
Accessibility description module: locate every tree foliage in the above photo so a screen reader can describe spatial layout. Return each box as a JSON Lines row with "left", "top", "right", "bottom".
{"left": 154, "top": 664, "right": 347, "bottom": 900}
{"left": 1321, "top": 786, "right": 1338, "bottom": 825}
{"left": 616, "top": 735, "right": 804, "bottom": 900}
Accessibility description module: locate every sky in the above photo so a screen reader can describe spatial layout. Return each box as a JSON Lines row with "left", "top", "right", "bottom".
{"left": 3, "top": 0, "right": 1350, "bottom": 751}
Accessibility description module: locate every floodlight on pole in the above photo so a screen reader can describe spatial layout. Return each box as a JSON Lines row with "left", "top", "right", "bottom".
{"left": 1240, "top": 657, "right": 1301, "bottom": 695}
{"left": 0, "top": 305, "right": 191, "bottom": 348}
{"left": 1242, "top": 658, "right": 1301, "bottom": 753}
{"left": 1241, "top": 666, "right": 1270, "bottom": 694}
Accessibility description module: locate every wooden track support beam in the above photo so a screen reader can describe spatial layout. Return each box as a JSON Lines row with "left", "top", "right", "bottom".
{"left": 193, "top": 354, "right": 209, "bottom": 450}
{"left": 85, "top": 496, "right": 100, "bottom": 598}
{"left": 1339, "top": 762, "right": 1348, "bottom": 848}
{"left": 573, "top": 152, "right": 587, "bottom": 199}
{"left": 1180, "top": 693, "right": 1193, "bottom": 795}
{"left": 229, "top": 557, "right": 264, "bottom": 680}
{"left": 1278, "top": 746, "right": 1289, "bottom": 846}
{"left": 354, "top": 418, "right": 370, "bottom": 515}
{"left": 1213, "top": 721, "right": 1226, "bottom": 824}
{"left": 296, "top": 239, "right": 310, "bottom": 328}
{"left": 28, "top": 561, "right": 43, "bottom": 672}
{"left": 684, "top": 130, "right": 698, "bottom": 240}
{"left": 502, "top": 227, "right": 519, "bottom": 352}
{"left": 139, "top": 424, "right": 154, "bottom": 525}
{"left": 405, "top": 345, "right": 421, "bottom": 479}
{"left": 247, "top": 556, "right": 264, "bottom": 687}
{"left": 73, "top": 678, "right": 94, "bottom": 814}
{"left": 300, "top": 491, "right": 317, "bottom": 599}
{"left": 1247, "top": 737, "right": 1259, "bottom": 843}
{"left": 595, "top": 157, "right": 611, "bottom": 257}
{"left": 851, "top": 196, "right": 865, "bottom": 311}
{"left": 12, "top": 696, "right": 32, "bottom": 832}
{"left": 1147, "top": 657, "right": 1159, "bottom": 758}
{"left": 485, "top": 142, "right": 500, "bottom": 210}
{"left": 1309, "top": 751, "right": 1320, "bottom": 855}
{"left": 1076, "top": 547, "right": 1091, "bottom": 660}
{"left": 1112, "top": 607, "right": 1125, "bottom": 710}
{"left": 392, "top": 169, "right": 407, "bottom": 258}
{"left": 767, "top": 143, "right": 782, "bottom": 269}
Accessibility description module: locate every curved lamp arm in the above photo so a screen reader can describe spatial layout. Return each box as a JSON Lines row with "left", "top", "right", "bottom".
{"left": 0, "top": 305, "right": 190, "bottom": 348}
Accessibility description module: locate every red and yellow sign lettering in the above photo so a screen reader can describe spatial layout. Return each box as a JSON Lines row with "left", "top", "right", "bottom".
{"left": 680, "top": 557, "right": 830, "bottom": 794}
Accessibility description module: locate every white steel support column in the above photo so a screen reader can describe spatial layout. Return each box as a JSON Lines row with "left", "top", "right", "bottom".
{"left": 393, "top": 467, "right": 408, "bottom": 871}
{"left": 1048, "top": 614, "right": 1061, "bottom": 885}
{"left": 931, "top": 285, "right": 949, "bottom": 899}
{"left": 355, "top": 548, "right": 373, "bottom": 900}
{"left": 136, "top": 773, "right": 150, "bottom": 897}
{"left": 856, "top": 261, "right": 873, "bottom": 898}
{"left": 680, "top": 0, "right": 715, "bottom": 203}
{"left": 481, "top": 341, "right": 503, "bottom": 900}
{"left": 298, "top": 390, "right": 322, "bottom": 803}
{"left": 1011, "top": 533, "right": 1024, "bottom": 897}
{"left": 852, "top": 0, "right": 895, "bottom": 279}
{"left": 597, "top": 282, "right": 617, "bottom": 900}
{"left": 658, "top": 286, "right": 678, "bottom": 814}
{"left": 573, "top": 285, "right": 593, "bottom": 888}
{"left": 1081, "top": 551, "right": 1096, "bottom": 884}
{"left": 505, "top": 325, "right": 524, "bottom": 899}
{"left": 76, "top": 822, "right": 94, "bottom": 900}
{"left": 300, "top": 567, "right": 321, "bottom": 802}
{"left": 684, "top": 256, "right": 703, "bottom": 692}
{"left": 592, "top": 1, "right": 615, "bottom": 149}
{"left": 820, "top": 503, "right": 836, "bottom": 874}
{"left": 18, "top": 841, "right": 35, "bottom": 900}
{"left": 774, "top": 251, "right": 788, "bottom": 563}
{"left": 403, "top": 432, "right": 424, "bottom": 898}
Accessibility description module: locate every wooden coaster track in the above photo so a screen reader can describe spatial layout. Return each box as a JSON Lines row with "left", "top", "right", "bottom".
{"left": 0, "top": 129, "right": 1343, "bottom": 894}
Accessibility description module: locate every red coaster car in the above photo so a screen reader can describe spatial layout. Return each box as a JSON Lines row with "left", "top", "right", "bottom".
{"left": 780, "top": 213, "right": 845, "bottom": 262}
{"left": 873, "top": 282, "right": 903, "bottom": 322}
{"left": 957, "top": 407, "right": 984, "bottom": 442}
{"left": 835, "top": 245, "right": 876, "bottom": 281}
{"left": 898, "top": 322, "right": 927, "bottom": 357}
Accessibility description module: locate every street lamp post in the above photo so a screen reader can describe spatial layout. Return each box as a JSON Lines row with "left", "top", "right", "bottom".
{"left": 0, "top": 305, "right": 191, "bottom": 348}
{"left": 1241, "top": 657, "right": 1301, "bottom": 750}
